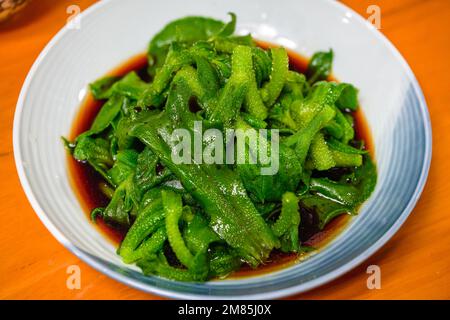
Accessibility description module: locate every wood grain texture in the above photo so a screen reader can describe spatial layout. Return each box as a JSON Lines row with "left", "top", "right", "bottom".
{"left": 0, "top": 0, "right": 448, "bottom": 300}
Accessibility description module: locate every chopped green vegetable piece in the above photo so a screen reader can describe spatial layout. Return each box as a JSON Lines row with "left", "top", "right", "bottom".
{"left": 89, "top": 76, "right": 120, "bottom": 100}
{"left": 163, "top": 189, "right": 205, "bottom": 273}
{"left": 307, "top": 49, "right": 333, "bottom": 84}
{"left": 271, "top": 192, "right": 301, "bottom": 252}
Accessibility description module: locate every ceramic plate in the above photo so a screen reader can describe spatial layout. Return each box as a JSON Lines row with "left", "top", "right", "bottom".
{"left": 14, "top": 0, "right": 431, "bottom": 299}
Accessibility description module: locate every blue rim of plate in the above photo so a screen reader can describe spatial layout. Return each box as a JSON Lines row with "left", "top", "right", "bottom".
{"left": 13, "top": 0, "right": 432, "bottom": 299}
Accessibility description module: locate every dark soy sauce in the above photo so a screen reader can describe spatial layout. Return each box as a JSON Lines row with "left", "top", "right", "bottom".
{"left": 68, "top": 43, "right": 374, "bottom": 277}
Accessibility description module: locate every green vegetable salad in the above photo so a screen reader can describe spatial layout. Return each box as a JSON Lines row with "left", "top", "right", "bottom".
{"left": 65, "top": 14, "right": 377, "bottom": 281}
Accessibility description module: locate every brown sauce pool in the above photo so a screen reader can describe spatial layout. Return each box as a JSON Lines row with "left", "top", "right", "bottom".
{"left": 68, "top": 42, "right": 374, "bottom": 278}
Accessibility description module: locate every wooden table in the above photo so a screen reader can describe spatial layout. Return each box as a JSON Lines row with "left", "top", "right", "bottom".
{"left": 0, "top": 0, "right": 449, "bottom": 300}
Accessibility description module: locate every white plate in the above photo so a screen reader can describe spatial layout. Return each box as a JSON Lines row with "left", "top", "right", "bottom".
{"left": 14, "top": 0, "right": 431, "bottom": 299}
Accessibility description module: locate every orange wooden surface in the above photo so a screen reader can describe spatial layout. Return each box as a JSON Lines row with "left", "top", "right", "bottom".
{"left": 0, "top": 0, "right": 449, "bottom": 300}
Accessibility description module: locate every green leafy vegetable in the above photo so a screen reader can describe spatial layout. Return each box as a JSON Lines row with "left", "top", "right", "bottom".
{"left": 148, "top": 16, "right": 230, "bottom": 75}
{"left": 65, "top": 14, "right": 377, "bottom": 282}
{"left": 307, "top": 49, "right": 333, "bottom": 84}
{"left": 271, "top": 192, "right": 301, "bottom": 252}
